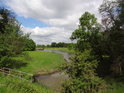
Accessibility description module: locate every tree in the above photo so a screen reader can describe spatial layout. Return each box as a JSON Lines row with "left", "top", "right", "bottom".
{"left": 70, "top": 12, "right": 101, "bottom": 52}
{"left": 0, "top": 8, "right": 25, "bottom": 56}
{"left": 61, "top": 12, "right": 106, "bottom": 93}
{"left": 51, "top": 42, "right": 57, "bottom": 47}
{"left": 99, "top": 0, "right": 124, "bottom": 76}
{"left": 0, "top": 8, "right": 27, "bottom": 67}
{"left": 23, "top": 38, "right": 36, "bottom": 51}
{"left": 0, "top": 8, "right": 16, "bottom": 34}
{"left": 61, "top": 50, "right": 106, "bottom": 93}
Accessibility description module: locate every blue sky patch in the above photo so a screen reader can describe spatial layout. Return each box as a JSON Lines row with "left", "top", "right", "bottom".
{"left": 0, "top": 1, "right": 49, "bottom": 28}
{"left": 17, "top": 16, "right": 49, "bottom": 28}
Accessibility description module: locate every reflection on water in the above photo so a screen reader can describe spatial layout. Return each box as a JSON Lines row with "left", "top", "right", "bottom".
{"left": 36, "top": 50, "right": 71, "bottom": 92}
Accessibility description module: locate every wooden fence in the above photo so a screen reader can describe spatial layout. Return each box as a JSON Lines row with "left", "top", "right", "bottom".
{"left": 0, "top": 67, "right": 33, "bottom": 82}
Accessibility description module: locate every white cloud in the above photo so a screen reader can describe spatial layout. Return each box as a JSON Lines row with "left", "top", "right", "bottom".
{"left": 21, "top": 26, "right": 72, "bottom": 45}
{"left": 5, "top": 0, "right": 103, "bottom": 44}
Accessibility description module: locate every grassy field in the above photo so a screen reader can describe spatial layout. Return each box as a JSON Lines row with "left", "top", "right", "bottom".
{"left": 0, "top": 74, "right": 53, "bottom": 93}
{"left": 45, "top": 47, "right": 75, "bottom": 54}
{"left": 12, "top": 51, "right": 65, "bottom": 74}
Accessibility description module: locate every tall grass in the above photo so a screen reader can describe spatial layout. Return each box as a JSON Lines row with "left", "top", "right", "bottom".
{"left": 0, "top": 74, "right": 54, "bottom": 93}
{"left": 101, "top": 78, "right": 124, "bottom": 93}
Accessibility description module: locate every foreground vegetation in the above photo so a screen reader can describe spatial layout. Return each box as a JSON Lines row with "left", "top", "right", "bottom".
{"left": 12, "top": 51, "right": 65, "bottom": 74}
{"left": 0, "top": 74, "right": 53, "bottom": 93}
{"left": 103, "top": 78, "right": 124, "bottom": 93}
{"left": 0, "top": 50, "right": 64, "bottom": 93}
{"left": 61, "top": 0, "right": 124, "bottom": 92}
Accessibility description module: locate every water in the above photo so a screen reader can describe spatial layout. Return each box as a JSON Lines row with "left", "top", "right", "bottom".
{"left": 35, "top": 50, "right": 71, "bottom": 92}
{"left": 43, "top": 49, "right": 71, "bottom": 62}
{"left": 36, "top": 72, "right": 68, "bottom": 92}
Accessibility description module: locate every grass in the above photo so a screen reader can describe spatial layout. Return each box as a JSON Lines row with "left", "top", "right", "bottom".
{"left": 45, "top": 47, "right": 75, "bottom": 54}
{"left": 12, "top": 51, "right": 65, "bottom": 74}
{"left": 101, "top": 78, "right": 124, "bottom": 93}
{"left": 0, "top": 74, "right": 54, "bottom": 93}
{"left": 104, "top": 83, "right": 124, "bottom": 93}
{"left": 0, "top": 51, "right": 64, "bottom": 93}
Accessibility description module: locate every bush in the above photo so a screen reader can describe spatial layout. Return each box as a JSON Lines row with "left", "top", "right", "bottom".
{"left": 61, "top": 50, "right": 107, "bottom": 93}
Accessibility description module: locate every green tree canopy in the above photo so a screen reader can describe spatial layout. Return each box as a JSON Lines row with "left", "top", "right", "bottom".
{"left": 0, "top": 8, "right": 25, "bottom": 58}
{"left": 0, "top": 8, "right": 35, "bottom": 68}
{"left": 23, "top": 38, "right": 36, "bottom": 51}
{"left": 70, "top": 12, "right": 102, "bottom": 52}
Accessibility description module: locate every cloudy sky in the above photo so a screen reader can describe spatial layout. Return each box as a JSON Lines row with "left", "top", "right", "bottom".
{"left": 1, "top": 0, "right": 103, "bottom": 45}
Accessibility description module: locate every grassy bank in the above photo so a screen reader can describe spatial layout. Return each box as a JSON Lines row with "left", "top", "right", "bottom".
{"left": 102, "top": 78, "right": 124, "bottom": 93}
{"left": 0, "top": 74, "right": 53, "bottom": 93}
{"left": 12, "top": 51, "right": 65, "bottom": 74}
{"left": 45, "top": 47, "right": 75, "bottom": 54}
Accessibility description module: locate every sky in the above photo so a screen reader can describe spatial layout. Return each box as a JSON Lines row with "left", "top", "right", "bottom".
{"left": 0, "top": 0, "right": 103, "bottom": 45}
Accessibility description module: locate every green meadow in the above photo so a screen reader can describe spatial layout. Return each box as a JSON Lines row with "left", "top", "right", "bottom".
{"left": 12, "top": 51, "right": 65, "bottom": 74}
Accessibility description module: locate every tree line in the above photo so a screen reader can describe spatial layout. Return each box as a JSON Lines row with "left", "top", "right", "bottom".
{"left": 37, "top": 42, "right": 75, "bottom": 49}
